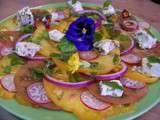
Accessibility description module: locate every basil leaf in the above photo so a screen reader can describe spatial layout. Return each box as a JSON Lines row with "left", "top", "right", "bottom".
{"left": 20, "top": 25, "right": 34, "bottom": 34}
{"left": 116, "top": 34, "right": 129, "bottom": 41}
{"left": 113, "top": 54, "right": 120, "bottom": 65}
{"left": 58, "top": 37, "right": 76, "bottom": 53}
{"left": 147, "top": 56, "right": 160, "bottom": 63}
{"left": 3, "top": 66, "right": 12, "bottom": 74}
{"left": 103, "top": 81, "right": 123, "bottom": 90}
{"left": 9, "top": 54, "right": 25, "bottom": 66}
{"left": 103, "top": 0, "right": 112, "bottom": 8}
{"left": 50, "top": 52, "right": 74, "bottom": 61}
{"left": 94, "top": 32, "right": 103, "bottom": 42}
{"left": 31, "top": 68, "right": 44, "bottom": 80}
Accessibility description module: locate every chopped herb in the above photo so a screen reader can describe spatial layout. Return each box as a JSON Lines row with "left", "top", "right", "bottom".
{"left": 103, "top": 0, "right": 112, "bottom": 8}
{"left": 72, "top": 0, "right": 77, "bottom": 4}
{"left": 3, "top": 66, "right": 12, "bottom": 74}
{"left": 69, "top": 73, "right": 87, "bottom": 83}
{"left": 50, "top": 52, "right": 74, "bottom": 61}
{"left": 90, "top": 62, "right": 99, "bottom": 69}
{"left": 94, "top": 32, "right": 103, "bottom": 42}
{"left": 9, "top": 54, "right": 25, "bottom": 66}
{"left": 31, "top": 68, "right": 44, "bottom": 80}
{"left": 20, "top": 25, "right": 34, "bottom": 34}
{"left": 147, "top": 56, "right": 160, "bottom": 63}
{"left": 113, "top": 54, "right": 120, "bottom": 64}
{"left": 116, "top": 34, "right": 129, "bottom": 41}
{"left": 103, "top": 81, "right": 123, "bottom": 90}
{"left": 58, "top": 37, "right": 76, "bottom": 53}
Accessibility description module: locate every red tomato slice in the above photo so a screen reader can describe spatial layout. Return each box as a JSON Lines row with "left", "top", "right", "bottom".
{"left": 79, "top": 51, "right": 99, "bottom": 61}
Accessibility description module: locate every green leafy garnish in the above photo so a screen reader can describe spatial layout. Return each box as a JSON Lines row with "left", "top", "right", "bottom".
{"left": 147, "top": 56, "right": 160, "bottom": 63}
{"left": 72, "top": 0, "right": 77, "bottom": 4}
{"left": 69, "top": 73, "right": 87, "bottom": 83}
{"left": 94, "top": 32, "right": 103, "bottom": 42}
{"left": 3, "top": 66, "right": 12, "bottom": 74}
{"left": 9, "top": 54, "right": 25, "bottom": 66}
{"left": 31, "top": 68, "right": 44, "bottom": 80}
{"left": 58, "top": 37, "right": 76, "bottom": 53}
{"left": 103, "top": 81, "right": 123, "bottom": 90}
{"left": 103, "top": 0, "right": 112, "bottom": 8}
{"left": 90, "top": 62, "right": 99, "bottom": 69}
{"left": 20, "top": 25, "right": 34, "bottom": 34}
{"left": 116, "top": 34, "right": 129, "bottom": 41}
{"left": 113, "top": 54, "right": 120, "bottom": 64}
{"left": 50, "top": 52, "right": 74, "bottom": 61}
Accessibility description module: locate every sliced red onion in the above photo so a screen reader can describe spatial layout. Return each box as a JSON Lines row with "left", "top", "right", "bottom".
{"left": 121, "top": 54, "right": 142, "bottom": 65}
{"left": 120, "top": 77, "right": 145, "bottom": 89}
{"left": 44, "top": 74, "right": 95, "bottom": 88}
{"left": 80, "top": 62, "right": 128, "bottom": 80}
{"left": 25, "top": 56, "right": 47, "bottom": 61}
{"left": 77, "top": 10, "right": 106, "bottom": 20}
{"left": 120, "top": 19, "right": 138, "bottom": 31}
{"left": 17, "top": 33, "right": 32, "bottom": 42}
{"left": 120, "top": 39, "right": 135, "bottom": 56}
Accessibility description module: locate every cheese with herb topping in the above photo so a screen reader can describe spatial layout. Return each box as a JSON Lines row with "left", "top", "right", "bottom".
{"left": 99, "top": 80, "right": 124, "bottom": 97}
{"left": 67, "top": 0, "right": 83, "bottom": 12}
{"left": 49, "top": 30, "right": 65, "bottom": 42}
{"left": 102, "top": 5, "right": 116, "bottom": 16}
{"left": 135, "top": 30, "right": 157, "bottom": 49}
{"left": 17, "top": 7, "right": 34, "bottom": 26}
{"left": 15, "top": 42, "right": 40, "bottom": 58}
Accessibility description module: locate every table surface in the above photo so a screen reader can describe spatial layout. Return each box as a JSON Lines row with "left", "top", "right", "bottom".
{"left": 0, "top": 0, "right": 160, "bottom": 120}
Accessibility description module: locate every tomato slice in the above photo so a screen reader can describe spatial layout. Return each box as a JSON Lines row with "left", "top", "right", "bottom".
{"left": 79, "top": 51, "right": 99, "bottom": 61}
{"left": 87, "top": 83, "right": 148, "bottom": 105}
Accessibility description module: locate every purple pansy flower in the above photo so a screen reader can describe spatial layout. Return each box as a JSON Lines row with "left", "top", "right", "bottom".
{"left": 66, "top": 16, "right": 96, "bottom": 51}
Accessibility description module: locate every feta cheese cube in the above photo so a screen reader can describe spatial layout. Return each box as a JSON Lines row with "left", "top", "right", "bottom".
{"left": 99, "top": 80, "right": 124, "bottom": 97}
{"left": 15, "top": 42, "right": 40, "bottom": 58}
{"left": 17, "top": 7, "right": 34, "bottom": 26}
{"left": 102, "top": 5, "right": 116, "bottom": 16}
{"left": 49, "top": 30, "right": 65, "bottom": 42}
{"left": 135, "top": 30, "right": 157, "bottom": 49}
{"left": 67, "top": 0, "right": 83, "bottom": 12}
{"left": 93, "top": 40, "right": 118, "bottom": 55}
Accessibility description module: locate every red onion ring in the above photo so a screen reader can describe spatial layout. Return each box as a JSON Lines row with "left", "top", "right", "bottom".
{"left": 80, "top": 62, "right": 128, "bottom": 80}
{"left": 95, "top": 18, "right": 102, "bottom": 28}
{"left": 121, "top": 54, "right": 142, "bottom": 65}
{"left": 120, "top": 39, "right": 135, "bottom": 56}
{"left": 17, "top": 33, "right": 32, "bottom": 42}
{"left": 44, "top": 74, "right": 95, "bottom": 88}
{"left": 77, "top": 10, "right": 106, "bottom": 20}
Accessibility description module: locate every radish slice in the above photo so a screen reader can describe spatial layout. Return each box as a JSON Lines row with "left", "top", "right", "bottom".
{"left": 138, "top": 22, "right": 150, "bottom": 29}
{"left": 120, "top": 78, "right": 145, "bottom": 89}
{"left": 80, "top": 91, "right": 111, "bottom": 111}
{"left": 27, "top": 82, "right": 51, "bottom": 104}
{"left": 121, "top": 54, "right": 141, "bottom": 65}
{"left": 1, "top": 74, "right": 16, "bottom": 92}
{"left": 79, "top": 51, "right": 99, "bottom": 61}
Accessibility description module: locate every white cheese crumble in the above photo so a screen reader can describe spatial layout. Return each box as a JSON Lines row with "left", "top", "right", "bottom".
{"left": 135, "top": 58, "right": 160, "bottom": 77}
{"left": 49, "top": 30, "right": 65, "bottom": 42}
{"left": 17, "top": 7, "right": 34, "bottom": 26}
{"left": 67, "top": 0, "right": 83, "bottom": 12}
{"left": 99, "top": 80, "right": 124, "bottom": 97}
{"left": 93, "top": 40, "right": 119, "bottom": 55}
{"left": 135, "top": 30, "right": 157, "bottom": 49}
{"left": 15, "top": 42, "right": 40, "bottom": 58}
{"left": 102, "top": 5, "right": 116, "bottom": 16}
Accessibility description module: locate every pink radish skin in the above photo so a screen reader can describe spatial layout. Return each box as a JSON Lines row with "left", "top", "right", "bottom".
{"left": 27, "top": 82, "right": 51, "bottom": 104}
{"left": 120, "top": 78, "right": 145, "bottom": 89}
{"left": 80, "top": 91, "right": 111, "bottom": 111}
{"left": 1, "top": 74, "right": 16, "bottom": 92}
{"left": 121, "top": 54, "right": 141, "bottom": 65}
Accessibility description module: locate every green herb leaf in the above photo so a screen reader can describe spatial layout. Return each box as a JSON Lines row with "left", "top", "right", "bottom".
{"left": 3, "top": 66, "right": 12, "bottom": 74}
{"left": 90, "top": 62, "right": 99, "bottom": 69}
{"left": 9, "top": 54, "right": 25, "bottom": 66}
{"left": 103, "top": 81, "right": 123, "bottom": 90}
{"left": 50, "top": 52, "right": 74, "bottom": 61}
{"left": 94, "top": 32, "right": 103, "bottom": 42}
{"left": 69, "top": 73, "right": 87, "bottom": 83}
{"left": 113, "top": 54, "right": 120, "bottom": 65}
{"left": 58, "top": 37, "right": 76, "bottom": 53}
{"left": 72, "top": 0, "right": 77, "bottom": 4}
{"left": 31, "top": 68, "right": 44, "bottom": 80}
{"left": 103, "top": 0, "right": 112, "bottom": 8}
{"left": 147, "top": 56, "right": 160, "bottom": 63}
{"left": 20, "top": 25, "right": 34, "bottom": 34}
{"left": 116, "top": 34, "right": 129, "bottom": 41}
